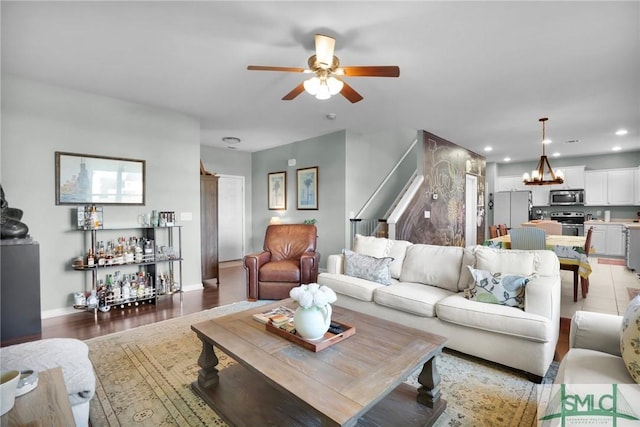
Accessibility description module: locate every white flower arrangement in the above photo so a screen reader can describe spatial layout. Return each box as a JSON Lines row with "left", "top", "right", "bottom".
{"left": 289, "top": 283, "right": 337, "bottom": 309}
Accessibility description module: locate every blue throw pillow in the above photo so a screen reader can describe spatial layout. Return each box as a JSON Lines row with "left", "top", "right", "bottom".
{"left": 343, "top": 249, "right": 393, "bottom": 286}
{"left": 464, "top": 266, "right": 529, "bottom": 309}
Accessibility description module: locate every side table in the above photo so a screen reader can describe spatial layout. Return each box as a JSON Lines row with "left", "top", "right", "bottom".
{"left": 0, "top": 367, "right": 75, "bottom": 426}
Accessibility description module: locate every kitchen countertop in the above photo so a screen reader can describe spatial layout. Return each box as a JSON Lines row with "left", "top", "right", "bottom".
{"left": 584, "top": 219, "right": 640, "bottom": 228}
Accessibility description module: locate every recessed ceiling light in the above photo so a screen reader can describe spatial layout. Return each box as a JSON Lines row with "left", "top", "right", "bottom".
{"left": 503, "top": 157, "right": 511, "bottom": 162}
{"left": 552, "top": 152, "right": 561, "bottom": 157}
{"left": 615, "top": 129, "right": 628, "bottom": 136}
{"left": 326, "top": 113, "right": 337, "bottom": 120}
{"left": 484, "top": 146, "right": 493, "bottom": 152}
{"left": 222, "top": 136, "right": 241, "bottom": 144}
{"left": 612, "top": 146, "right": 622, "bottom": 151}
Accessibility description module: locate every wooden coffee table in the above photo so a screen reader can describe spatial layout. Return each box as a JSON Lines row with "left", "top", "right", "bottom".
{"left": 191, "top": 300, "right": 447, "bottom": 426}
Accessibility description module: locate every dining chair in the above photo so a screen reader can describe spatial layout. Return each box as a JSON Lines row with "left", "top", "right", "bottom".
{"left": 534, "top": 220, "right": 563, "bottom": 235}
{"left": 509, "top": 227, "right": 546, "bottom": 250}
{"left": 560, "top": 226, "right": 593, "bottom": 302}
{"left": 498, "top": 224, "right": 508, "bottom": 236}
{"left": 489, "top": 225, "right": 499, "bottom": 239}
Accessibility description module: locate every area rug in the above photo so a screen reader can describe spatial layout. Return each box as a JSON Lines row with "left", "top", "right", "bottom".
{"left": 598, "top": 257, "right": 626, "bottom": 266}
{"left": 86, "top": 301, "right": 557, "bottom": 426}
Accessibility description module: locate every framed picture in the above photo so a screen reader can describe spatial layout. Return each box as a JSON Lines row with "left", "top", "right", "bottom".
{"left": 55, "top": 151, "right": 145, "bottom": 205}
{"left": 268, "top": 171, "right": 286, "bottom": 210}
{"left": 296, "top": 166, "right": 318, "bottom": 210}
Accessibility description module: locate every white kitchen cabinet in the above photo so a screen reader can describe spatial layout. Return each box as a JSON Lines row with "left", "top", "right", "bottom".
{"left": 553, "top": 165, "right": 585, "bottom": 190}
{"left": 588, "top": 223, "right": 625, "bottom": 256}
{"left": 531, "top": 187, "right": 550, "bottom": 206}
{"left": 585, "top": 168, "right": 635, "bottom": 206}
{"left": 608, "top": 169, "right": 635, "bottom": 205}
{"left": 584, "top": 171, "right": 607, "bottom": 205}
{"left": 497, "top": 176, "right": 526, "bottom": 192}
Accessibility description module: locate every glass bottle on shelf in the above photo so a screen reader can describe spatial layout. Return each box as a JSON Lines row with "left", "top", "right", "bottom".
{"left": 86, "top": 248, "right": 95, "bottom": 267}
{"left": 97, "top": 241, "right": 106, "bottom": 266}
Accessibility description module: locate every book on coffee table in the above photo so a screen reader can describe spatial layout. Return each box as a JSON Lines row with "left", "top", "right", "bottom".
{"left": 251, "top": 306, "right": 295, "bottom": 325}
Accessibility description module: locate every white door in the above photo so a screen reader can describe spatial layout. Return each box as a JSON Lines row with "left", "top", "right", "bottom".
{"left": 465, "top": 174, "right": 478, "bottom": 246}
{"left": 217, "top": 175, "right": 245, "bottom": 262}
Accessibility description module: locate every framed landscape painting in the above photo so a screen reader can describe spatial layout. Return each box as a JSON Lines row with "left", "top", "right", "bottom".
{"left": 296, "top": 166, "right": 318, "bottom": 210}
{"left": 268, "top": 171, "right": 286, "bottom": 210}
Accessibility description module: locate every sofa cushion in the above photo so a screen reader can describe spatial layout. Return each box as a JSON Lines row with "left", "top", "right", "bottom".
{"left": 399, "top": 244, "right": 463, "bottom": 292}
{"left": 317, "top": 272, "right": 386, "bottom": 302}
{"left": 436, "top": 294, "right": 551, "bottom": 342}
{"left": 620, "top": 295, "right": 640, "bottom": 383}
{"left": 374, "top": 282, "right": 455, "bottom": 318}
{"left": 353, "top": 234, "right": 392, "bottom": 258}
{"left": 557, "top": 349, "right": 640, "bottom": 391}
{"left": 475, "top": 246, "right": 535, "bottom": 276}
{"left": 343, "top": 249, "right": 393, "bottom": 285}
{"left": 465, "top": 266, "right": 529, "bottom": 309}
{"left": 457, "top": 246, "right": 477, "bottom": 290}
{"left": 387, "top": 240, "right": 413, "bottom": 279}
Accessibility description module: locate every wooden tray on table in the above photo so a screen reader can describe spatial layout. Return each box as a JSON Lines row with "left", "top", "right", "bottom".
{"left": 265, "top": 319, "right": 355, "bottom": 352}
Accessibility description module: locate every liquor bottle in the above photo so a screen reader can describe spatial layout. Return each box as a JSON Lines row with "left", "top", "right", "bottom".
{"left": 87, "top": 248, "right": 95, "bottom": 267}
{"left": 134, "top": 238, "right": 143, "bottom": 263}
{"left": 106, "top": 241, "right": 115, "bottom": 265}
{"left": 97, "top": 241, "right": 106, "bottom": 266}
{"left": 124, "top": 237, "right": 134, "bottom": 264}
{"left": 121, "top": 275, "right": 131, "bottom": 301}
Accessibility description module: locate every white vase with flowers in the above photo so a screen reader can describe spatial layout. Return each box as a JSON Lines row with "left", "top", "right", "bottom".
{"left": 289, "top": 283, "right": 337, "bottom": 341}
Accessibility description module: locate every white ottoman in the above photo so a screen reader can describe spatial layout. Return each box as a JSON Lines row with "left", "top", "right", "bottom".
{"left": 0, "top": 338, "right": 95, "bottom": 427}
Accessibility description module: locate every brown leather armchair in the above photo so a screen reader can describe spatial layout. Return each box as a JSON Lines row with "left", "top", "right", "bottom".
{"left": 244, "top": 224, "right": 320, "bottom": 301}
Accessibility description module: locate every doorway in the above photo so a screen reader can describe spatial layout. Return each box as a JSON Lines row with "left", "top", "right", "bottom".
{"left": 465, "top": 174, "right": 478, "bottom": 246}
{"left": 218, "top": 175, "right": 245, "bottom": 262}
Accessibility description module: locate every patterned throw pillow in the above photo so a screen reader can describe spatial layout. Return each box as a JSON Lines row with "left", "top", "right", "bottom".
{"left": 343, "top": 249, "right": 393, "bottom": 286}
{"left": 464, "top": 266, "right": 529, "bottom": 309}
{"left": 620, "top": 295, "right": 640, "bottom": 384}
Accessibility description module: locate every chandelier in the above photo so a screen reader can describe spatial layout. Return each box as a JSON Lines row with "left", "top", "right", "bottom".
{"left": 522, "top": 117, "right": 564, "bottom": 186}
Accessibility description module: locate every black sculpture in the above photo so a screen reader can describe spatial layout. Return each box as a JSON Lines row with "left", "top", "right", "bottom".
{"left": 1, "top": 185, "right": 29, "bottom": 239}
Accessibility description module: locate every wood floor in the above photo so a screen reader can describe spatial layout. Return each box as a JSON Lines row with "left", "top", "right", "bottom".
{"left": 5, "top": 262, "right": 571, "bottom": 362}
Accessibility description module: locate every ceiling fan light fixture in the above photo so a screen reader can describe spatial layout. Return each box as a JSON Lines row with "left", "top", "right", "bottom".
{"left": 303, "top": 77, "right": 321, "bottom": 95}
{"left": 326, "top": 76, "right": 344, "bottom": 95}
{"left": 315, "top": 82, "right": 331, "bottom": 100}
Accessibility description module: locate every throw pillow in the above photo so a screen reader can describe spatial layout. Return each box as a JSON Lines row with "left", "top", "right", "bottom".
{"left": 620, "top": 295, "right": 640, "bottom": 384}
{"left": 464, "top": 266, "right": 529, "bottom": 309}
{"left": 353, "top": 234, "right": 393, "bottom": 258}
{"left": 343, "top": 249, "right": 393, "bottom": 286}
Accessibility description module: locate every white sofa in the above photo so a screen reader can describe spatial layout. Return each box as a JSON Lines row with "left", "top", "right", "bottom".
{"left": 0, "top": 338, "right": 95, "bottom": 426}
{"left": 318, "top": 237, "right": 561, "bottom": 380}
{"left": 556, "top": 311, "right": 640, "bottom": 399}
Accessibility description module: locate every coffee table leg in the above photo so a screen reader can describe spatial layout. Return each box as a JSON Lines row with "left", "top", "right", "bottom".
{"left": 416, "top": 355, "right": 441, "bottom": 408}
{"left": 196, "top": 336, "right": 220, "bottom": 389}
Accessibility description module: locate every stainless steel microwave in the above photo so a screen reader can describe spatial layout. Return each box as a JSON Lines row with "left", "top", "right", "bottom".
{"left": 549, "top": 189, "right": 585, "bottom": 206}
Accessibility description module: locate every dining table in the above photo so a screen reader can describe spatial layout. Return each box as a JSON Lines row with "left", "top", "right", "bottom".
{"left": 483, "top": 234, "right": 593, "bottom": 300}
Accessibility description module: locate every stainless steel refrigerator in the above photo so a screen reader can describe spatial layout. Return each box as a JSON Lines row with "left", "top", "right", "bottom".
{"left": 493, "top": 191, "right": 532, "bottom": 228}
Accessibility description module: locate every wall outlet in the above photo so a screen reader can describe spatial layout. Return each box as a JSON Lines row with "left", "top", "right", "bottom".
{"left": 424, "top": 210, "right": 431, "bottom": 219}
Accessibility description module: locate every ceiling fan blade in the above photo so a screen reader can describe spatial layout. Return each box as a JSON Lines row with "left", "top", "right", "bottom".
{"left": 314, "top": 34, "right": 336, "bottom": 68}
{"left": 340, "top": 81, "right": 364, "bottom": 103}
{"left": 247, "top": 65, "right": 306, "bottom": 73}
{"left": 282, "top": 83, "right": 306, "bottom": 101}
{"left": 341, "top": 66, "right": 400, "bottom": 78}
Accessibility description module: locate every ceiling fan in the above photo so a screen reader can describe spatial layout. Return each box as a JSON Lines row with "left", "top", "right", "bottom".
{"left": 247, "top": 34, "right": 400, "bottom": 103}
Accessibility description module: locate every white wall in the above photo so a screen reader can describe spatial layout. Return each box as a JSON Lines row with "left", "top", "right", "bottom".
{"left": 1, "top": 76, "right": 202, "bottom": 317}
